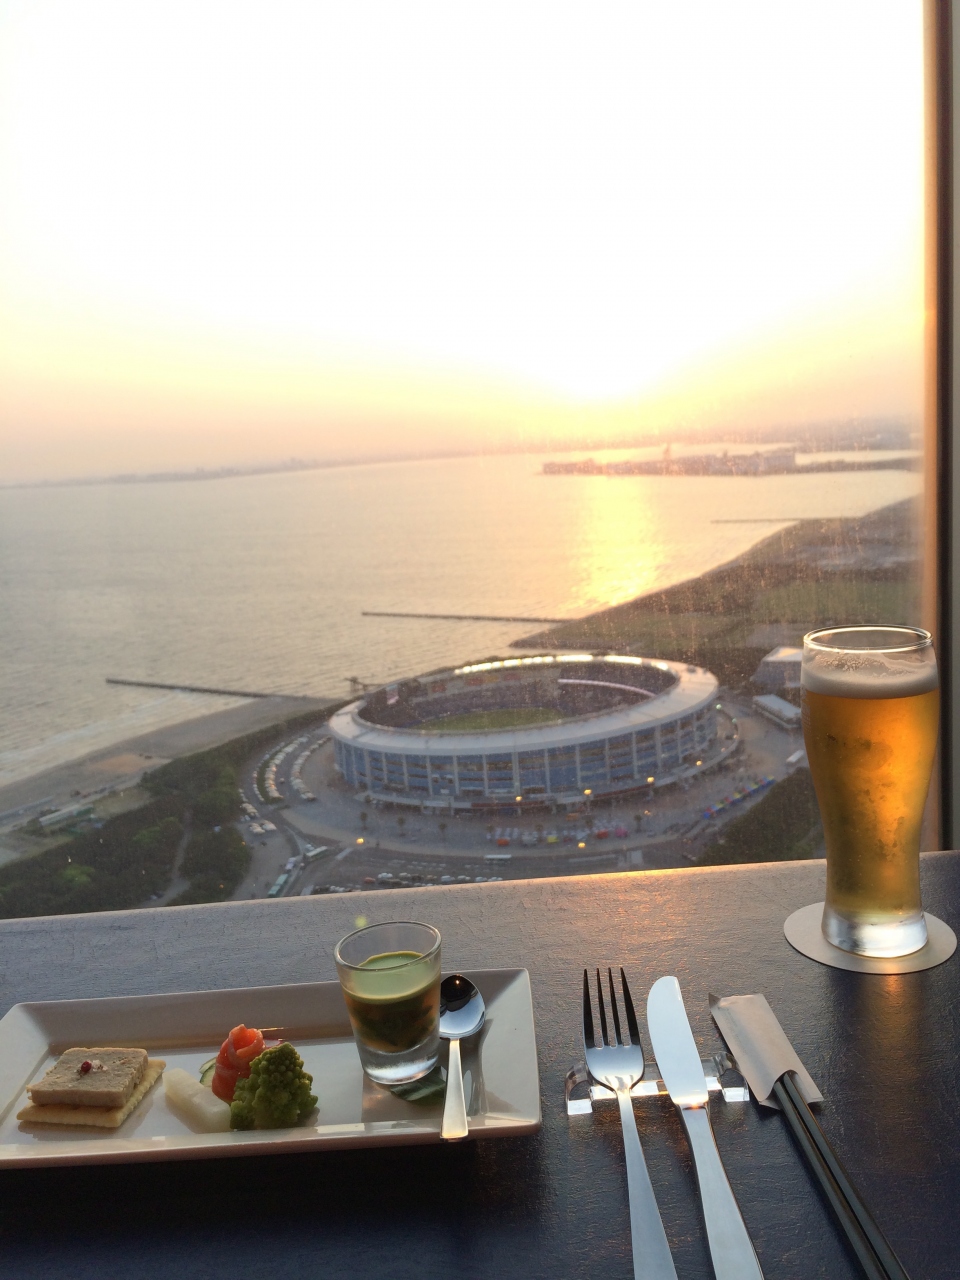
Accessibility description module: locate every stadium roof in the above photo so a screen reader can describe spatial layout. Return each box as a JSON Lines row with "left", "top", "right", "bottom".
{"left": 329, "top": 657, "right": 718, "bottom": 755}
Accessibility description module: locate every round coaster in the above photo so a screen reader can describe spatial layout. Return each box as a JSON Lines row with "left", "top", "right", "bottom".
{"left": 784, "top": 902, "right": 957, "bottom": 973}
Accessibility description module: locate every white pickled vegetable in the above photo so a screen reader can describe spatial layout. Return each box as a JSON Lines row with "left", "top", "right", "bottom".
{"left": 164, "top": 1067, "right": 232, "bottom": 1132}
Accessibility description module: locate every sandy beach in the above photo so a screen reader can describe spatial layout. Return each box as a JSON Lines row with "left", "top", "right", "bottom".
{"left": 0, "top": 696, "right": 330, "bottom": 826}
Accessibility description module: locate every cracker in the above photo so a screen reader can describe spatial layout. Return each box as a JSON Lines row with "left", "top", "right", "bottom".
{"left": 17, "top": 1059, "right": 166, "bottom": 1129}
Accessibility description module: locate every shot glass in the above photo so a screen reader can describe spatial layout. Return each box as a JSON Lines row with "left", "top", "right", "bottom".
{"left": 335, "top": 920, "right": 441, "bottom": 1084}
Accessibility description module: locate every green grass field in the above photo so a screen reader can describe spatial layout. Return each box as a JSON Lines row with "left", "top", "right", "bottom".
{"left": 750, "top": 579, "right": 914, "bottom": 624}
{"left": 418, "top": 707, "right": 565, "bottom": 732}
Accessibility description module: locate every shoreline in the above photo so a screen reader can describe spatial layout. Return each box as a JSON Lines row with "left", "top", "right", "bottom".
{"left": 512, "top": 498, "right": 917, "bottom": 656}
{"left": 0, "top": 696, "right": 331, "bottom": 826}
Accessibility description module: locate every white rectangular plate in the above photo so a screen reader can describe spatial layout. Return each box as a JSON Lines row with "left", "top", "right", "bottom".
{"left": 0, "top": 968, "right": 540, "bottom": 1167}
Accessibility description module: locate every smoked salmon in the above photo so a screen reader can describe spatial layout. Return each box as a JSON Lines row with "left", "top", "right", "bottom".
{"left": 211, "top": 1024, "right": 265, "bottom": 1102}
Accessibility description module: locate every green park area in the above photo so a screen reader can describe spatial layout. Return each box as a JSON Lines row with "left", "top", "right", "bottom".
{"left": 697, "top": 768, "right": 824, "bottom": 866}
{"left": 0, "top": 708, "right": 328, "bottom": 919}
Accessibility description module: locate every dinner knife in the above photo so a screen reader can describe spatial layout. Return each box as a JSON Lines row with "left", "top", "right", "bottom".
{"left": 646, "top": 976, "right": 764, "bottom": 1280}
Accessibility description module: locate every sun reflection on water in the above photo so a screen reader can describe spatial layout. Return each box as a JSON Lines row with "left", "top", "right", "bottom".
{"left": 563, "top": 476, "right": 668, "bottom": 614}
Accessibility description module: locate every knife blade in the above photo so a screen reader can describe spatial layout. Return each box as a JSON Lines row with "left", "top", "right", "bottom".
{"left": 647, "top": 976, "right": 764, "bottom": 1280}
{"left": 647, "top": 975, "right": 710, "bottom": 1108}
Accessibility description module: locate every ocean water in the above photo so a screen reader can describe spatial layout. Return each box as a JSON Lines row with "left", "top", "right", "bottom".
{"left": 0, "top": 449, "right": 921, "bottom": 787}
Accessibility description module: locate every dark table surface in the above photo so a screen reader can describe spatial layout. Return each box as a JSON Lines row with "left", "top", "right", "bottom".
{"left": 0, "top": 853, "right": 957, "bottom": 1280}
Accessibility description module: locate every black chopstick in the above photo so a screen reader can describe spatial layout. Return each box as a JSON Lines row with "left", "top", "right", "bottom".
{"left": 772, "top": 1072, "right": 912, "bottom": 1280}
{"left": 772, "top": 1076, "right": 887, "bottom": 1280}
{"left": 779, "top": 1073, "right": 911, "bottom": 1280}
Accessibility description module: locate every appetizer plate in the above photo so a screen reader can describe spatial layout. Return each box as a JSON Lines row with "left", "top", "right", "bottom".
{"left": 0, "top": 968, "right": 540, "bottom": 1167}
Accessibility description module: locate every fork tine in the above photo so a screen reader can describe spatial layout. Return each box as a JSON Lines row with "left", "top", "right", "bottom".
{"left": 582, "top": 969, "right": 595, "bottom": 1048}
{"left": 619, "top": 967, "right": 641, "bottom": 1046}
{"left": 607, "top": 967, "right": 623, "bottom": 1045}
{"left": 595, "top": 968, "right": 610, "bottom": 1045}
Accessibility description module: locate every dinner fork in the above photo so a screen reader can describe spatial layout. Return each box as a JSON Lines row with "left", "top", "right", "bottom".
{"left": 583, "top": 968, "right": 678, "bottom": 1280}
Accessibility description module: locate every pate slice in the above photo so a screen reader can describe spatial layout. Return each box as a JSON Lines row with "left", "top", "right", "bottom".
{"left": 17, "top": 1059, "right": 166, "bottom": 1129}
{"left": 27, "top": 1047, "right": 148, "bottom": 1109}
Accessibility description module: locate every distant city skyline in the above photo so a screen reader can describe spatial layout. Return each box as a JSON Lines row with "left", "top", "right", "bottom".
{"left": 0, "top": 1, "right": 925, "bottom": 483}
{"left": 0, "top": 416, "right": 919, "bottom": 490}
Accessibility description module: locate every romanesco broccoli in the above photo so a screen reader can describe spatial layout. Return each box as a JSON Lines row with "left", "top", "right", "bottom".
{"left": 229, "top": 1042, "right": 317, "bottom": 1130}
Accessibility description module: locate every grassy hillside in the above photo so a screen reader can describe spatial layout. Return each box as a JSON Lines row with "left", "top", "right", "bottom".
{"left": 515, "top": 499, "right": 920, "bottom": 688}
{"left": 697, "top": 768, "right": 823, "bottom": 865}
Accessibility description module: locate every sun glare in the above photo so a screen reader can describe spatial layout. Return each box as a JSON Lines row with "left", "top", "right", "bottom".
{"left": 0, "top": 0, "right": 925, "bottom": 480}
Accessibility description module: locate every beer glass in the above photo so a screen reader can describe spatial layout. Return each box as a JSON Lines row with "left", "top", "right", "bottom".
{"left": 801, "top": 626, "right": 939, "bottom": 957}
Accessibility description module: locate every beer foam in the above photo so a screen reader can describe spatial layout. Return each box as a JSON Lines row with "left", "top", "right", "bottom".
{"left": 802, "top": 647, "right": 938, "bottom": 698}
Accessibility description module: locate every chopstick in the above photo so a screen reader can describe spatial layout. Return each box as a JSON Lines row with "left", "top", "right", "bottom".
{"left": 772, "top": 1071, "right": 912, "bottom": 1280}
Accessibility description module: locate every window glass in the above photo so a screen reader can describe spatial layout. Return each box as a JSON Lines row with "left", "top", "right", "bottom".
{"left": 0, "top": 2, "right": 928, "bottom": 912}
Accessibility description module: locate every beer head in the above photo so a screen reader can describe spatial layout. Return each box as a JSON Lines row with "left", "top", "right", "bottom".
{"left": 802, "top": 625, "right": 937, "bottom": 698}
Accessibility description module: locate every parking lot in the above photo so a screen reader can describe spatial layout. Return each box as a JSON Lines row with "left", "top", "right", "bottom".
{"left": 227, "top": 694, "right": 806, "bottom": 899}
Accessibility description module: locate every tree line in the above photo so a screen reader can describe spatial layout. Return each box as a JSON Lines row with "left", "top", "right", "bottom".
{"left": 696, "top": 768, "right": 823, "bottom": 866}
{"left": 1, "top": 707, "right": 332, "bottom": 919}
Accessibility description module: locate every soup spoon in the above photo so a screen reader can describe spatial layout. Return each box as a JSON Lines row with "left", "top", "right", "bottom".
{"left": 439, "top": 974, "right": 485, "bottom": 1140}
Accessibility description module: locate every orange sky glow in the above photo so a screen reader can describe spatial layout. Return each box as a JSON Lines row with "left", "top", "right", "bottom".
{"left": 0, "top": 1, "right": 925, "bottom": 482}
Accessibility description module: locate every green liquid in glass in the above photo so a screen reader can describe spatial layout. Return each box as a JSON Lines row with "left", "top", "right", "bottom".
{"left": 344, "top": 949, "right": 439, "bottom": 1053}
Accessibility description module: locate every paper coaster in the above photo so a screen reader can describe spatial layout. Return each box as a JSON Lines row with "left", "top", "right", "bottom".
{"left": 784, "top": 902, "right": 957, "bottom": 973}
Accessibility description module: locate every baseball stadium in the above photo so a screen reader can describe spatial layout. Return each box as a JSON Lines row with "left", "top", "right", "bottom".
{"left": 329, "top": 653, "right": 721, "bottom": 810}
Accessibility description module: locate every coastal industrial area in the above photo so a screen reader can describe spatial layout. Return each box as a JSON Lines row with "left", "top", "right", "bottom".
{"left": 0, "top": 499, "right": 917, "bottom": 916}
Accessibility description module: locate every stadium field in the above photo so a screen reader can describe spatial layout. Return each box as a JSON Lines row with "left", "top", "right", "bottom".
{"left": 416, "top": 707, "right": 565, "bottom": 732}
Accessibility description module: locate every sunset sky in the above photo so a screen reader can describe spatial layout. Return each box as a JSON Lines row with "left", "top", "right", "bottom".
{"left": 0, "top": 1, "right": 925, "bottom": 482}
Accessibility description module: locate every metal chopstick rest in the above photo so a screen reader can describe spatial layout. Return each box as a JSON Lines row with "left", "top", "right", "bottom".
{"left": 710, "top": 992, "right": 912, "bottom": 1280}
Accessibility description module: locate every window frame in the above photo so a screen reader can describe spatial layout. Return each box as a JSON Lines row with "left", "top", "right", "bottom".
{"left": 932, "top": 0, "right": 955, "bottom": 845}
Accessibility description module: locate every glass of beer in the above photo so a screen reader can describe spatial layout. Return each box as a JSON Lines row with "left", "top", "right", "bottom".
{"left": 802, "top": 626, "right": 939, "bottom": 957}
{"left": 335, "top": 920, "right": 441, "bottom": 1084}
